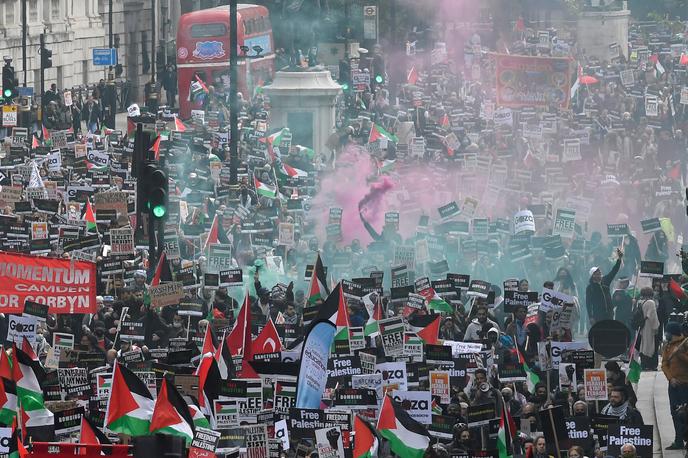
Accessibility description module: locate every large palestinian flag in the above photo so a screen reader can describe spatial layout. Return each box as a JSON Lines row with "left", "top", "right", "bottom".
{"left": 376, "top": 395, "right": 430, "bottom": 458}
{"left": 104, "top": 362, "right": 154, "bottom": 436}
{"left": 150, "top": 378, "right": 195, "bottom": 444}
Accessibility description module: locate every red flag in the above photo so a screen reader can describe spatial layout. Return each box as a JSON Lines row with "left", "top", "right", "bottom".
{"left": 440, "top": 113, "right": 449, "bottom": 128}
{"left": 127, "top": 118, "right": 136, "bottom": 137}
{"left": 669, "top": 278, "right": 687, "bottom": 301}
{"left": 174, "top": 117, "right": 187, "bottom": 132}
{"left": 407, "top": 66, "right": 418, "bottom": 85}
{"left": 227, "top": 294, "right": 251, "bottom": 356}
{"left": 149, "top": 135, "right": 161, "bottom": 160}
{"left": 21, "top": 337, "right": 37, "bottom": 362}
{"left": 42, "top": 125, "right": 50, "bottom": 140}
{"left": 150, "top": 251, "right": 167, "bottom": 287}
{"left": 79, "top": 415, "right": 111, "bottom": 452}
{"left": 0, "top": 348, "right": 11, "bottom": 380}
{"left": 252, "top": 318, "right": 283, "bottom": 355}
{"left": 667, "top": 162, "right": 681, "bottom": 180}
{"left": 681, "top": 54, "right": 688, "bottom": 66}
{"left": 31, "top": 135, "right": 39, "bottom": 149}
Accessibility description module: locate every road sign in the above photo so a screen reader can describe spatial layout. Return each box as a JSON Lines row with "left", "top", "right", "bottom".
{"left": 92, "top": 48, "right": 117, "bottom": 66}
{"left": 2, "top": 106, "right": 17, "bottom": 127}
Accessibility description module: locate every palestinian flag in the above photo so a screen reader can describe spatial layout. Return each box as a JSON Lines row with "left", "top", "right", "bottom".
{"left": 195, "top": 353, "right": 221, "bottom": 419}
{"left": 431, "top": 399, "right": 442, "bottom": 415}
{"left": 363, "top": 293, "right": 383, "bottom": 338}
{"left": 0, "top": 378, "right": 17, "bottom": 425}
{"left": 254, "top": 176, "right": 278, "bottom": 199}
{"left": 12, "top": 346, "right": 48, "bottom": 413}
{"left": 377, "top": 159, "right": 396, "bottom": 174}
{"left": 8, "top": 419, "right": 28, "bottom": 458}
{"left": 104, "top": 362, "right": 154, "bottom": 436}
{"left": 188, "top": 402, "right": 210, "bottom": 429}
{"left": 316, "top": 283, "right": 345, "bottom": 326}
{"left": 150, "top": 250, "right": 172, "bottom": 287}
{"left": 515, "top": 343, "right": 540, "bottom": 392}
{"left": 150, "top": 378, "right": 195, "bottom": 444}
{"left": 200, "top": 323, "right": 217, "bottom": 357}
{"left": 418, "top": 287, "right": 452, "bottom": 313}
{"left": 127, "top": 118, "right": 136, "bottom": 138}
{"left": 31, "top": 135, "right": 39, "bottom": 149}
{"left": 332, "top": 283, "right": 351, "bottom": 354}
{"left": 626, "top": 330, "right": 641, "bottom": 384}
{"left": 42, "top": 125, "right": 50, "bottom": 141}
{"left": 407, "top": 314, "right": 441, "bottom": 345}
{"left": 174, "top": 117, "right": 187, "bottom": 132}
{"left": 308, "top": 253, "right": 330, "bottom": 305}
{"left": 83, "top": 200, "right": 98, "bottom": 233}
{"left": 368, "top": 123, "right": 398, "bottom": 144}
{"left": 497, "top": 401, "right": 517, "bottom": 458}
{"left": 80, "top": 415, "right": 111, "bottom": 446}
{"left": 214, "top": 331, "right": 236, "bottom": 380}
{"left": 277, "top": 162, "right": 308, "bottom": 180}
{"left": 20, "top": 405, "right": 54, "bottom": 443}
{"left": 353, "top": 414, "right": 379, "bottom": 458}
{"left": 266, "top": 128, "right": 291, "bottom": 162}
{"left": 377, "top": 395, "right": 430, "bottom": 458}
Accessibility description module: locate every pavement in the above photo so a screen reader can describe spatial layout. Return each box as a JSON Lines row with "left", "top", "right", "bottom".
{"left": 636, "top": 368, "right": 684, "bottom": 457}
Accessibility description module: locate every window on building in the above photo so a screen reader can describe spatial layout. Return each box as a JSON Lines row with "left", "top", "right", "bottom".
{"left": 29, "top": 0, "right": 38, "bottom": 22}
{"left": 51, "top": 0, "right": 60, "bottom": 19}
{"left": 4, "top": 2, "right": 14, "bottom": 25}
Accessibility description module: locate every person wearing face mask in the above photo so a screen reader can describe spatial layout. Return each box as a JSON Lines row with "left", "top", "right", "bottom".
{"left": 572, "top": 400, "right": 587, "bottom": 416}
{"left": 585, "top": 249, "right": 623, "bottom": 326}
{"left": 448, "top": 424, "right": 472, "bottom": 453}
{"left": 661, "top": 321, "right": 688, "bottom": 450}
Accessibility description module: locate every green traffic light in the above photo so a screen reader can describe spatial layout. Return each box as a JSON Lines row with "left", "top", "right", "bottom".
{"left": 152, "top": 205, "right": 166, "bottom": 218}
{"left": 341, "top": 83, "right": 349, "bottom": 91}
{"left": 3, "top": 89, "right": 11, "bottom": 98}
{"left": 375, "top": 75, "right": 383, "bottom": 83}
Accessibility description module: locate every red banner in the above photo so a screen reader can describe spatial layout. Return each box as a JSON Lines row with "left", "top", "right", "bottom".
{"left": 0, "top": 252, "right": 97, "bottom": 314}
{"left": 495, "top": 54, "right": 571, "bottom": 109}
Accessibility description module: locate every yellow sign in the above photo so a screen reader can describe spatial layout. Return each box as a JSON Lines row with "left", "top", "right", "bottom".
{"left": 2, "top": 105, "right": 17, "bottom": 127}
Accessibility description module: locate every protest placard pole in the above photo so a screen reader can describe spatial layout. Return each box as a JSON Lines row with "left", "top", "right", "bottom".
{"left": 545, "top": 340, "right": 552, "bottom": 402}
{"left": 546, "top": 407, "right": 561, "bottom": 458}
{"left": 111, "top": 306, "right": 129, "bottom": 349}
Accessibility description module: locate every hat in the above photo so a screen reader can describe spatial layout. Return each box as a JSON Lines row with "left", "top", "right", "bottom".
{"left": 666, "top": 321, "right": 683, "bottom": 337}
{"left": 134, "top": 270, "right": 146, "bottom": 278}
{"left": 589, "top": 266, "right": 600, "bottom": 278}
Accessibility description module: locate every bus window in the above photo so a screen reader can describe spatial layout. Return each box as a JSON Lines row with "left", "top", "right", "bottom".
{"left": 191, "top": 23, "right": 226, "bottom": 38}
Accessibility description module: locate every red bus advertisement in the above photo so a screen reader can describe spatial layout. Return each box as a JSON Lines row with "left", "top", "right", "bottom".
{"left": 176, "top": 4, "right": 275, "bottom": 119}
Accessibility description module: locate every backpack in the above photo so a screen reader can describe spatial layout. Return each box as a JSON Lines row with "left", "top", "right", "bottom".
{"left": 630, "top": 301, "right": 646, "bottom": 330}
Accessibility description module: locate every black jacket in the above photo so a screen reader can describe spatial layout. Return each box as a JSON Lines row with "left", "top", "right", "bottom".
{"left": 585, "top": 258, "right": 621, "bottom": 322}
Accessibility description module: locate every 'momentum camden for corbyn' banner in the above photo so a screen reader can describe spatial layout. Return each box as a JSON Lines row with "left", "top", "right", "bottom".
{"left": 0, "top": 252, "right": 97, "bottom": 314}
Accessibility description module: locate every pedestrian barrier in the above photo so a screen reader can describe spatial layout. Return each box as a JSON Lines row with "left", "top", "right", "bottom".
{"left": 29, "top": 442, "right": 133, "bottom": 457}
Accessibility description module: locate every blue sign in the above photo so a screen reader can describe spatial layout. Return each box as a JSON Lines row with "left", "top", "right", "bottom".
{"left": 92, "top": 48, "right": 117, "bottom": 66}
{"left": 17, "top": 87, "right": 33, "bottom": 97}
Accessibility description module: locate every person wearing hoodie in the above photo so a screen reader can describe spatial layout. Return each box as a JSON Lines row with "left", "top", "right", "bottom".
{"left": 464, "top": 305, "right": 500, "bottom": 341}
{"left": 585, "top": 249, "right": 623, "bottom": 326}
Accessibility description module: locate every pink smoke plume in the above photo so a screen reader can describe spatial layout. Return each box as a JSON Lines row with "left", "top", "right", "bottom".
{"left": 359, "top": 176, "right": 394, "bottom": 214}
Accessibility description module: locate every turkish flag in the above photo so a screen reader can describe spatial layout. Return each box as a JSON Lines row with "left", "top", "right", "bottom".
{"left": 252, "top": 318, "right": 283, "bottom": 355}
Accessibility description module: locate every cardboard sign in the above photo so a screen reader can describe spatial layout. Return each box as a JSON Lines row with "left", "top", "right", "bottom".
{"left": 514, "top": 210, "right": 535, "bottom": 234}
{"left": 467, "top": 401, "right": 496, "bottom": 426}
{"left": 392, "top": 390, "right": 431, "bottom": 424}
{"left": 379, "top": 317, "right": 405, "bottom": 357}
{"left": 438, "top": 201, "right": 460, "bottom": 220}
{"left": 109, "top": 227, "right": 134, "bottom": 255}
{"left": 148, "top": 281, "right": 183, "bottom": 308}
{"left": 429, "top": 370, "right": 450, "bottom": 404}
{"left": 640, "top": 217, "right": 662, "bottom": 233}
{"left": 607, "top": 424, "right": 652, "bottom": 458}
{"left": 640, "top": 261, "right": 664, "bottom": 278}
{"left": 31, "top": 221, "right": 48, "bottom": 240}
{"left": 503, "top": 291, "right": 538, "bottom": 313}
{"left": 552, "top": 208, "right": 576, "bottom": 238}
{"left": 584, "top": 368, "right": 608, "bottom": 401}
{"left": 540, "top": 288, "right": 574, "bottom": 313}
{"left": 607, "top": 223, "right": 629, "bottom": 236}
{"left": 278, "top": 222, "right": 295, "bottom": 246}
{"left": 645, "top": 95, "right": 658, "bottom": 117}
{"left": 7, "top": 314, "right": 37, "bottom": 344}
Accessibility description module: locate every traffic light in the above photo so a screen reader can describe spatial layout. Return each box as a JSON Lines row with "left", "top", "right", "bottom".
{"left": 41, "top": 47, "right": 52, "bottom": 69}
{"left": 2, "top": 63, "right": 15, "bottom": 101}
{"left": 141, "top": 161, "right": 168, "bottom": 219}
{"left": 375, "top": 74, "right": 384, "bottom": 84}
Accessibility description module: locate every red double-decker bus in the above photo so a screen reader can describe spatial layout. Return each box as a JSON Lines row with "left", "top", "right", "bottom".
{"left": 176, "top": 4, "right": 274, "bottom": 119}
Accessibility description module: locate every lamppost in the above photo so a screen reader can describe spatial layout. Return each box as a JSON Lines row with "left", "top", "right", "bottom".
{"left": 229, "top": 0, "right": 239, "bottom": 187}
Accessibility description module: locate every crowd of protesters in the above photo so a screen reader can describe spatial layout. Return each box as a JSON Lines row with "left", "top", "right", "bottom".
{"left": 1, "top": 11, "right": 688, "bottom": 458}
